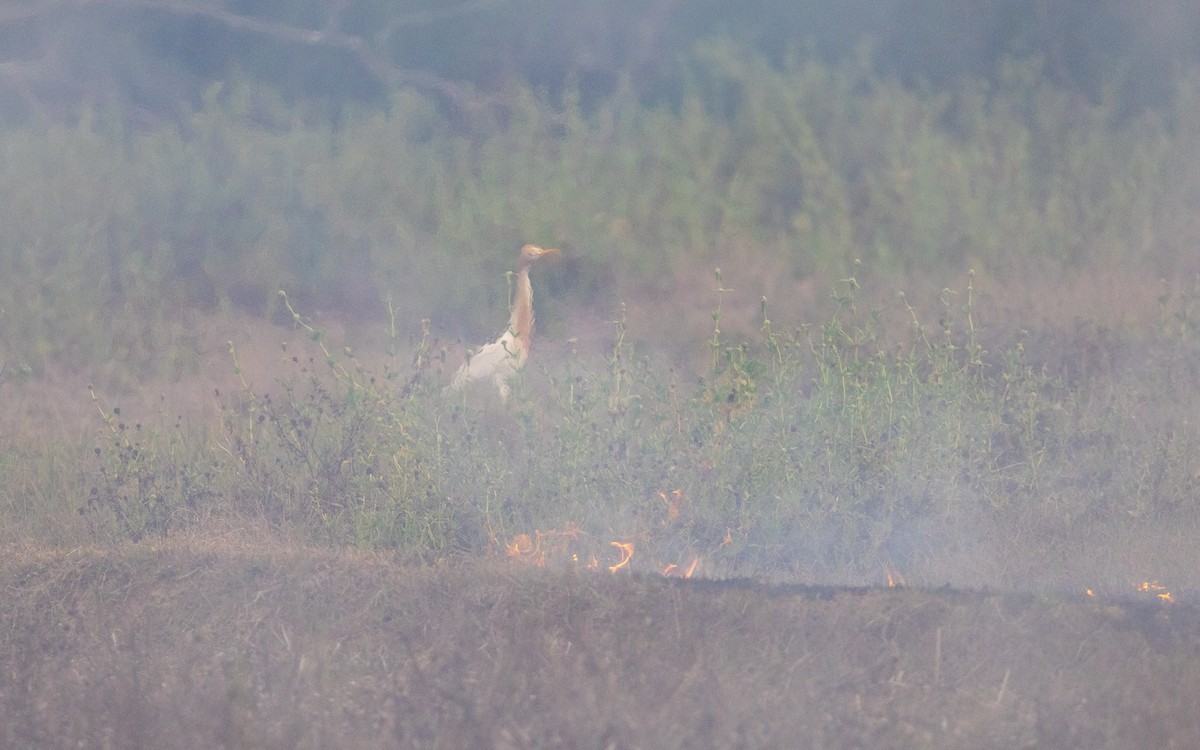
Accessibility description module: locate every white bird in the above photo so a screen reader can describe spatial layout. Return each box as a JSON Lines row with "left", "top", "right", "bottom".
{"left": 449, "top": 243, "right": 559, "bottom": 401}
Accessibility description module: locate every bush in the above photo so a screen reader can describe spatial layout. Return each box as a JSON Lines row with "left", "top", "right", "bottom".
{"left": 2, "top": 45, "right": 1199, "bottom": 380}
{"left": 70, "top": 270, "right": 1200, "bottom": 583}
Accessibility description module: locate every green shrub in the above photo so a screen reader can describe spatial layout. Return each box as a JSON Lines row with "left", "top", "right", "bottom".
{"left": 3, "top": 45, "right": 1199, "bottom": 379}
{"left": 81, "top": 387, "right": 220, "bottom": 542}
{"left": 214, "top": 293, "right": 455, "bottom": 550}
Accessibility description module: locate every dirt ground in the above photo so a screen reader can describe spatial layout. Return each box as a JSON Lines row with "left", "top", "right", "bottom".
{"left": 3, "top": 538, "right": 1198, "bottom": 750}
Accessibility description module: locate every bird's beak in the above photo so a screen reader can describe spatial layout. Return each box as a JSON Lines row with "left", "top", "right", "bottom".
{"left": 521, "top": 244, "right": 561, "bottom": 261}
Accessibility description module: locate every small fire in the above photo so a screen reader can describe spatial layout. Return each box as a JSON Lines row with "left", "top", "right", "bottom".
{"left": 659, "top": 489, "right": 684, "bottom": 521}
{"left": 608, "top": 541, "right": 634, "bottom": 573}
{"left": 1136, "top": 580, "right": 1174, "bottom": 602}
{"left": 884, "top": 566, "right": 907, "bottom": 588}
{"left": 663, "top": 557, "right": 700, "bottom": 578}
{"left": 505, "top": 524, "right": 582, "bottom": 566}
{"left": 508, "top": 525, "right": 710, "bottom": 581}
{"left": 506, "top": 533, "right": 535, "bottom": 559}
{"left": 1084, "top": 581, "right": 1176, "bottom": 602}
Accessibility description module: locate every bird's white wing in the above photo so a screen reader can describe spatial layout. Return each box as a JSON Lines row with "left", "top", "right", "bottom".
{"left": 449, "top": 330, "right": 525, "bottom": 399}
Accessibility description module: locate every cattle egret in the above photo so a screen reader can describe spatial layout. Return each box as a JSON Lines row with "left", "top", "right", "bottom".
{"left": 448, "top": 244, "right": 559, "bottom": 401}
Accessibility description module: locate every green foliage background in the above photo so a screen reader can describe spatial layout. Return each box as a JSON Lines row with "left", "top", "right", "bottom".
{"left": 2, "top": 43, "right": 1198, "bottom": 380}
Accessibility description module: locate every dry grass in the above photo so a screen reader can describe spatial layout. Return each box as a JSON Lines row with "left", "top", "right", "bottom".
{"left": 2, "top": 538, "right": 1197, "bottom": 749}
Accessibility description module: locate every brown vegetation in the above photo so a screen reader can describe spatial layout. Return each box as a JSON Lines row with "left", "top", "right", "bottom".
{"left": 2, "top": 538, "right": 1197, "bottom": 749}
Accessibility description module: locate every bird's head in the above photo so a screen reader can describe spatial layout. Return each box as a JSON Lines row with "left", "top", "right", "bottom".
{"left": 518, "top": 243, "right": 560, "bottom": 266}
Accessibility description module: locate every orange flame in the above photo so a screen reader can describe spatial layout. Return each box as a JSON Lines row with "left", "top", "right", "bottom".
{"left": 662, "top": 557, "right": 700, "bottom": 578}
{"left": 1137, "top": 580, "right": 1174, "bottom": 602}
{"left": 885, "top": 566, "right": 907, "bottom": 588}
{"left": 1085, "top": 582, "right": 1175, "bottom": 602}
{"left": 609, "top": 541, "right": 634, "bottom": 573}
{"left": 506, "top": 533, "right": 534, "bottom": 558}
{"left": 506, "top": 524, "right": 583, "bottom": 567}
{"left": 658, "top": 489, "right": 684, "bottom": 522}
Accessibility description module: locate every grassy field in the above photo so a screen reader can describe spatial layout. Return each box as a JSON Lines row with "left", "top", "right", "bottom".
{"left": 7, "top": 269, "right": 1198, "bottom": 583}
{"left": 4, "top": 270, "right": 1200, "bottom": 747}
{"left": 3, "top": 43, "right": 1200, "bottom": 747}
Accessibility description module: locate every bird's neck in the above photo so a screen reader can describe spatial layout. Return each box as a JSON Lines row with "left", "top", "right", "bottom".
{"left": 508, "top": 267, "right": 534, "bottom": 353}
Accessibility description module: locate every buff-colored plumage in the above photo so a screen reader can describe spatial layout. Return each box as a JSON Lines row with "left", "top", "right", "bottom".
{"left": 449, "top": 244, "right": 559, "bottom": 401}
